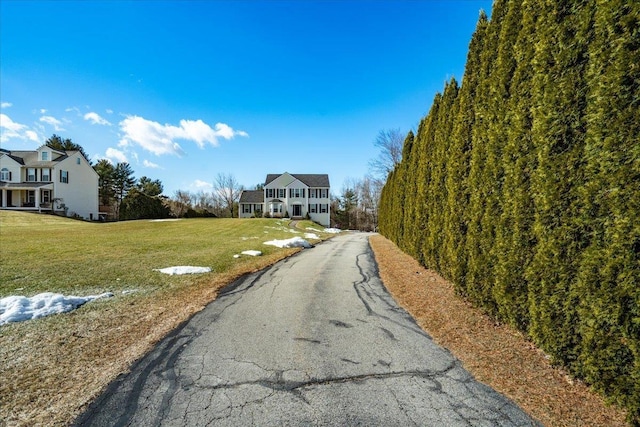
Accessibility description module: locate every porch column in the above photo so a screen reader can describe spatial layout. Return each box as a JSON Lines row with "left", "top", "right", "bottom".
{"left": 1, "top": 189, "right": 5, "bottom": 208}
{"left": 35, "top": 188, "right": 41, "bottom": 209}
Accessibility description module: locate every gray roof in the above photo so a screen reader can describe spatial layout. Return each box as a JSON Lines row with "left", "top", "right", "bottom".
{"left": 239, "top": 190, "right": 264, "bottom": 203}
{"left": 265, "top": 173, "right": 330, "bottom": 188}
{"left": 1, "top": 149, "right": 69, "bottom": 166}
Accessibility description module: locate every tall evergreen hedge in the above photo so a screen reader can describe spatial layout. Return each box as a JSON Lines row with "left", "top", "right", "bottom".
{"left": 378, "top": 0, "right": 640, "bottom": 422}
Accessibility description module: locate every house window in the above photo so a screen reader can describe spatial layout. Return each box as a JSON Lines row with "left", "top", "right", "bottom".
{"left": 41, "top": 168, "right": 51, "bottom": 181}
{"left": 42, "top": 190, "right": 51, "bottom": 203}
{"left": 77, "top": 157, "right": 81, "bottom": 165}
{"left": 277, "top": 188, "right": 285, "bottom": 198}
{"left": 254, "top": 204, "right": 262, "bottom": 213}
{"left": 27, "top": 191, "right": 35, "bottom": 204}
{"left": 41, "top": 151, "right": 48, "bottom": 161}
{"left": 242, "top": 204, "right": 252, "bottom": 213}
{"left": 60, "top": 170, "right": 69, "bottom": 183}
{"left": 27, "top": 168, "right": 36, "bottom": 182}
{"left": 0, "top": 168, "right": 10, "bottom": 181}
{"left": 321, "top": 189, "right": 328, "bottom": 198}
{"left": 310, "top": 204, "right": 317, "bottom": 213}
{"left": 290, "top": 188, "right": 304, "bottom": 198}
{"left": 266, "top": 188, "right": 274, "bottom": 198}
{"left": 320, "top": 204, "right": 328, "bottom": 213}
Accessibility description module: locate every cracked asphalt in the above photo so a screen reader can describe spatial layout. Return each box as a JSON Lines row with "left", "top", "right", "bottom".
{"left": 75, "top": 232, "right": 540, "bottom": 426}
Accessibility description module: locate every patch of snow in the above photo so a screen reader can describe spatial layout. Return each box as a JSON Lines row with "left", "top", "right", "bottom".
{"left": 323, "top": 228, "right": 341, "bottom": 234}
{"left": 241, "top": 250, "right": 262, "bottom": 257}
{"left": 122, "top": 289, "right": 138, "bottom": 295}
{"left": 306, "top": 227, "right": 323, "bottom": 233}
{"left": 304, "top": 233, "right": 320, "bottom": 240}
{"left": 233, "top": 254, "right": 241, "bottom": 259}
{"left": 0, "top": 292, "right": 114, "bottom": 325}
{"left": 264, "top": 237, "right": 313, "bottom": 249}
{"left": 154, "top": 266, "right": 211, "bottom": 275}
{"left": 149, "top": 218, "right": 181, "bottom": 222}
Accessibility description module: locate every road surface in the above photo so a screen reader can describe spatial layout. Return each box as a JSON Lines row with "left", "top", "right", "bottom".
{"left": 75, "top": 232, "right": 539, "bottom": 426}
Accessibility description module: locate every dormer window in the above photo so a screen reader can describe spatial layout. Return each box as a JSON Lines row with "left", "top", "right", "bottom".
{"left": 41, "top": 151, "right": 48, "bottom": 161}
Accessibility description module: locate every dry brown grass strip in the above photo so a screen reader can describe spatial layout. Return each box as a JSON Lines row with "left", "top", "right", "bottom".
{"left": 369, "top": 234, "right": 628, "bottom": 427}
{"left": 0, "top": 250, "right": 298, "bottom": 427}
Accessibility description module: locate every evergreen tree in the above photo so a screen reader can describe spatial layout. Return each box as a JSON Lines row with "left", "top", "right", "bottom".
{"left": 119, "top": 189, "right": 171, "bottom": 220}
{"left": 464, "top": 2, "right": 504, "bottom": 313}
{"left": 492, "top": 0, "right": 538, "bottom": 331}
{"left": 112, "top": 162, "right": 136, "bottom": 219}
{"left": 45, "top": 134, "right": 91, "bottom": 164}
{"left": 94, "top": 159, "right": 115, "bottom": 207}
{"left": 423, "top": 79, "right": 458, "bottom": 272}
{"left": 136, "top": 176, "right": 164, "bottom": 196}
{"left": 526, "top": 0, "right": 594, "bottom": 370}
{"left": 441, "top": 10, "right": 488, "bottom": 290}
{"left": 574, "top": 0, "right": 640, "bottom": 421}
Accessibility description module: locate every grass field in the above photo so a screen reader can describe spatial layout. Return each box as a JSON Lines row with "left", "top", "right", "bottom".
{"left": 0, "top": 211, "right": 334, "bottom": 426}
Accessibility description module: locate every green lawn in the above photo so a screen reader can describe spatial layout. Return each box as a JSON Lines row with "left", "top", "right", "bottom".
{"left": 0, "top": 211, "right": 330, "bottom": 297}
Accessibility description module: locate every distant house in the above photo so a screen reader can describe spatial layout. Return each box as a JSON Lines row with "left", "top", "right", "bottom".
{"left": 239, "top": 172, "right": 330, "bottom": 226}
{"left": 0, "top": 145, "right": 99, "bottom": 220}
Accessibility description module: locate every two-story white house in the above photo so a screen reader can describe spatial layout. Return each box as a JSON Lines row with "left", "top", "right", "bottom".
{"left": 239, "top": 172, "right": 331, "bottom": 226}
{"left": 0, "top": 145, "right": 99, "bottom": 220}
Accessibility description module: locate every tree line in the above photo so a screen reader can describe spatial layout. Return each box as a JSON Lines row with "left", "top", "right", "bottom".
{"left": 378, "top": 0, "right": 639, "bottom": 423}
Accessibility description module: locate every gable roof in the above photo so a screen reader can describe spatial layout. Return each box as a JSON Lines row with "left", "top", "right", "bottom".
{"left": 239, "top": 190, "right": 265, "bottom": 203}
{"left": 1, "top": 149, "right": 69, "bottom": 166}
{"left": 265, "top": 173, "right": 330, "bottom": 188}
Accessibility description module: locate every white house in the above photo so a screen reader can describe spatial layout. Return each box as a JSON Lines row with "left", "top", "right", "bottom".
{"left": 239, "top": 172, "right": 331, "bottom": 226}
{"left": 0, "top": 145, "right": 99, "bottom": 220}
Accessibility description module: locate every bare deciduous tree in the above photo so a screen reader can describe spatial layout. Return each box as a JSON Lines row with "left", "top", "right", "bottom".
{"left": 368, "top": 128, "right": 404, "bottom": 179}
{"left": 213, "top": 173, "right": 244, "bottom": 218}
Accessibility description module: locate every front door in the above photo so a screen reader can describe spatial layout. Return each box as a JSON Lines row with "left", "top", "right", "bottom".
{"left": 293, "top": 205, "right": 302, "bottom": 217}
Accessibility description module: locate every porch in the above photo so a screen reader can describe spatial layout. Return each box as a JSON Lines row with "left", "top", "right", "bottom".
{"left": 0, "top": 183, "right": 62, "bottom": 213}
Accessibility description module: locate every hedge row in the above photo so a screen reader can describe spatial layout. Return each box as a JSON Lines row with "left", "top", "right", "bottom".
{"left": 378, "top": 0, "right": 639, "bottom": 422}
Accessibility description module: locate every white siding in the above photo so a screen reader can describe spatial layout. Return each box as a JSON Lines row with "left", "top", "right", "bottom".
{"left": 53, "top": 153, "right": 99, "bottom": 220}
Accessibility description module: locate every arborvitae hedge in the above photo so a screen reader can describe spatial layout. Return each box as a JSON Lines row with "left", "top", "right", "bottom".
{"left": 378, "top": 0, "right": 640, "bottom": 422}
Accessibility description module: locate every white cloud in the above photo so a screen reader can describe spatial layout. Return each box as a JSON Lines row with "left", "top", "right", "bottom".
{"left": 25, "top": 130, "right": 39, "bottom": 141}
{"left": 40, "top": 109, "right": 47, "bottom": 114}
{"left": 143, "top": 159, "right": 161, "bottom": 169}
{"left": 192, "top": 179, "right": 213, "bottom": 191}
{"left": 1, "top": 102, "right": 12, "bottom": 109}
{"left": 84, "top": 112, "right": 111, "bottom": 126}
{"left": 0, "top": 114, "right": 40, "bottom": 143}
{"left": 118, "top": 115, "right": 248, "bottom": 156}
{"left": 106, "top": 109, "right": 113, "bottom": 114}
{"left": 105, "top": 147, "right": 128, "bottom": 163}
{"left": 39, "top": 115, "right": 65, "bottom": 131}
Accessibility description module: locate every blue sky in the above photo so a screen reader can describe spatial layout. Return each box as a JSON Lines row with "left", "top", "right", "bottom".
{"left": 1, "top": 0, "right": 491, "bottom": 196}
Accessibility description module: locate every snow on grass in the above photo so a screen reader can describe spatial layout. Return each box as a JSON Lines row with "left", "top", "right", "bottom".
{"left": 304, "top": 233, "right": 320, "bottom": 240}
{"left": 264, "top": 237, "right": 313, "bottom": 249}
{"left": 241, "top": 250, "right": 262, "bottom": 257}
{"left": 0, "top": 292, "right": 114, "bottom": 325}
{"left": 306, "top": 227, "right": 323, "bottom": 233}
{"left": 154, "top": 266, "right": 212, "bottom": 275}
{"left": 323, "top": 228, "right": 342, "bottom": 234}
